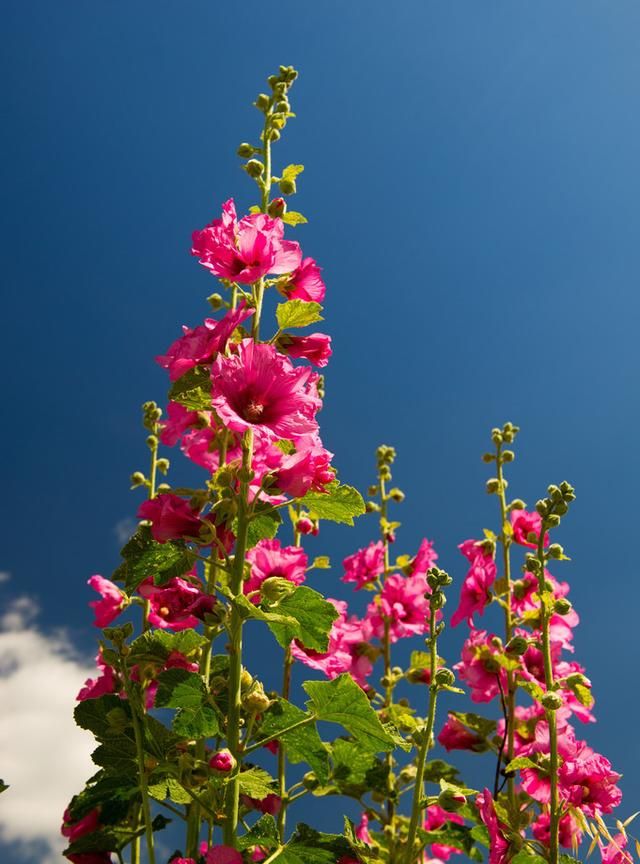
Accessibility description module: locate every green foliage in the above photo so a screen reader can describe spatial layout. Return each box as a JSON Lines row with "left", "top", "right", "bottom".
{"left": 267, "top": 586, "right": 339, "bottom": 651}
{"left": 304, "top": 674, "right": 396, "bottom": 753}
{"left": 237, "top": 766, "right": 276, "bottom": 799}
{"left": 167, "top": 365, "right": 212, "bottom": 410}
{"left": 281, "top": 210, "right": 308, "bottom": 226}
{"left": 237, "top": 814, "right": 279, "bottom": 851}
{"left": 128, "top": 628, "right": 206, "bottom": 666}
{"left": 276, "top": 299, "right": 324, "bottom": 330}
{"left": 148, "top": 776, "right": 192, "bottom": 805}
{"left": 259, "top": 698, "right": 329, "bottom": 783}
{"left": 505, "top": 755, "right": 538, "bottom": 773}
{"left": 301, "top": 482, "right": 366, "bottom": 525}
{"left": 328, "top": 738, "right": 388, "bottom": 796}
{"left": 268, "top": 823, "right": 356, "bottom": 864}
{"left": 246, "top": 510, "right": 282, "bottom": 547}
{"left": 113, "top": 526, "right": 196, "bottom": 592}
{"left": 511, "top": 852, "right": 549, "bottom": 864}
{"left": 155, "top": 668, "right": 220, "bottom": 738}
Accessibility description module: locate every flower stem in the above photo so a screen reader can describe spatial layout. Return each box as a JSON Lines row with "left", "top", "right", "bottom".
{"left": 223, "top": 428, "right": 254, "bottom": 848}
{"left": 121, "top": 675, "right": 156, "bottom": 864}
{"left": 404, "top": 606, "right": 439, "bottom": 864}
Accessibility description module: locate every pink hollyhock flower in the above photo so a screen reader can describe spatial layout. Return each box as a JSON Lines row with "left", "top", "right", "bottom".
{"left": 410, "top": 538, "right": 438, "bottom": 576}
{"left": 424, "top": 805, "right": 464, "bottom": 860}
{"left": 342, "top": 541, "right": 385, "bottom": 589}
{"left": 211, "top": 339, "right": 321, "bottom": 442}
{"left": 560, "top": 746, "right": 623, "bottom": 815}
{"left": 241, "top": 794, "right": 282, "bottom": 815}
{"left": 366, "top": 573, "right": 431, "bottom": 642}
{"left": 156, "top": 301, "right": 254, "bottom": 381}
{"left": 61, "top": 807, "right": 101, "bottom": 843}
{"left": 520, "top": 721, "right": 579, "bottom": 803}
{"left": 437, "top": 714, "right": 484, "bottom": 752}
{"left": 454, "top": 630, "right": 507, "bottom": 703}
{"left": 281, "top": 256, "right": 326, "bottom": 302}
{"left": 192, "top": 199, "right": 301, "bottom": 284}
{"left": 268, "top": 436, "right": 335, "bottom": 498}
{"left": 278, "top": 333, "right": 332, "bottom": 367}
{"left": 205, "top": 846, "right": 244, "bottom": 864}
{"left": 87, "top": 576, "right": 126, "bottom": 627}
{"left": 138, "top": 575, "right": 209, "bottom": 630}
{"left": 172, "top": 860, "right": 197, "bottom": 864}
{"left": 209, "top": 749, "right": 235, "bottom": 772}
{"left": 291, "top": 599, "right": 373, "bottom": 687}
{"left": 532, "top": 811, "right": 583, "bottom": 849}
{"left": 600, "top": 835, "right": 634, "bottom": 864}
{"left": 355, "top": 812, "right": 372, "bottom": 844}
{"left": 245, "top": 539, "right": 307, "bottom": 600}
{"left": 251, "top": 849, "right": 269, "bottom": 862}
{"left": 476, "top": 789, "right": 511, "bottom": 864}
{"left": 510, "top": 509, "right": 548, "bottom": 548}
{"left": 77, "top": 653, "right": 117, "bottom": 701}
{"left": 451, "top": 542, "right": 496, "bottom": 628}
{"left": 296, "top": 515, "right": 318, "bottom": 535}
{"left": 66, "top": 855, "right": 113, "bottom": 864}
{"left": 138, "top": 493, "right": 204, "bottom": 544}
{"left": 160, "top": 402, "right": 200, "bottom": 447}
{"left": 135, "top": 649, "right": 200, "bottom": 710}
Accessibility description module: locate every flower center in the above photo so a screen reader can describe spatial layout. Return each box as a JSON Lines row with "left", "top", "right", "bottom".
{"left": 244, "top": 400, "right": 265, "bottom": 422}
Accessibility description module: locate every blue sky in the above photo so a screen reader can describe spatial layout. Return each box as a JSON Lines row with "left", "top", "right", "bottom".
{"left": 2, "top": 2, "right": 640, "bottom": 861}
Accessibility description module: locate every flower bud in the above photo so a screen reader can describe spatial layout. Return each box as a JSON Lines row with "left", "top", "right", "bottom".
{"left": 242, "top": 684, "right": 271, "bottom": 713}
{"left": 365, "top": 501, "right": 380, "bottom": 513}
{"left": 156, "top": 458, "right": 170, "bottom": 474}
{"left": 240, "top": 669, "right": 253, "bottom": 689}
{"left": 546, "top": 514, "right": 561, "bottom": 527}
{"left": 130, "top": 471, "right": 147, "bottom": 488}
{"left": 261, "top": 577, "right": 297, "bottom": 603}
{"left": 535, "top": 499, "right": 548, "bottom": 516}
{"left": 502, "top": 450, "right": 515, "bottom": 462}
{"left": 505, "top": 636, "right": 528, "bottom": 656}
{"left": 526, "top": 531, "right": 539, "bottom": 544}
{"left": 279, "top": 178, "right": 296, "bottom": 195}
{"left": 482, "top": 453, "right": 495, "bottom": 463}
{"left": 486, "top": 478, "right": 500, "bottom": 494}
{"left": 547, "top": 543, "right": 564, "bottom": 559}
{"left": 255, "top": 93, "right": 271, "bottom": 111}
{"left": 524, "top": 555, "right": 540, "bottom": 573}
{"left": 399, "top": 764, "right": 417, "bottom": 784}
{"left": 434, "top": 668, "right": 455, "bottom": 688}
{"left": 146, "top": 434, "right": 158, "bottom": 449}
{"left": 245, "top": 159, "right": 265, "bottom": 178}
{"left": 430, "top": 591, "right": 446, "bottom": 610}
{"left": 554, "top": 500, "right": 568, "bottom": 515}
{"left": 237, "top": 142, "right": 255, "bottom": 158}
{"left": 553, "top": 597, "right": 572, "bottom": 615}
{"left": 389, "top": 487, "right": 405, "bottom": 502}
{"left": 427, "top": 571, "right": 440, "bottom": 590}
{"left": 302, "top": 771, "right": 319, "bottom": 790}
{"left": 491, "top": 428, "right": 503, "bottom": 444}
{"left": 541, "top": 691, "right": 564, "bottom": 710}
{"left": 437, "top": 788, "right": 467, "bottom": 812}
{"left": 207, "top": 292, "right": 224, "bottom": 310}
{"left": 509, "top": 499, "right": 526, "bottom": 511}
{"left": 269, "top": 128, "right": 281, "bottom": 142}
{"left": 209, "top": 749, "right": 236, "bottom": 773}
{"left": 267, "top": 197, "right": 286, "bottom": 218}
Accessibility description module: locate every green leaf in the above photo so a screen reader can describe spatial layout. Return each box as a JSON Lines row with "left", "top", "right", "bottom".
{"left": 505, "top": 755, "right": 538, "bottom": 773}
{"left": 237, "top": 767, "right": 276, "bottom": 800}
{"left": 281, "top": 211, "right": 308, "bottom": 226}
{"left": 0, "top": 780, "right": 7, "bottom": 794}
{"left": 173, "top": 704, "right": 219, "bottom": 739}
{"left": 276, "top": 299, "right": 324, "bottom": 330}
{"left": 75, "top": 695, "right": 133, "bottom": 741}
{"left": 148, "top": 775, "right": 192, "bottom": 805}
{"left": 450, "top": 711, "right": 497, "bottom": 738}
{"left": 559, "top": 856, "right": 583, "bottom": 864}
{"left": 511, "top": 852, "right": 548, "bottom": 864}
{"left": 330, "top": 739, "right": 388, "bottom": 795}
{"left": 424, "top": 759, "right": 462, "bottom": 784}
{"left": 128, "top": 628, "right": 207, "bottom": 666}
{"left": 113, "top": 526, "right": 197, "bottom": 592}
{"left": 91, "top": 739, "right": 137, "bottom": 775}
{"left": 67, "top": 772, "right": 139, "bottom": 825}
{"left": 282, "top": 164, "right": 305, "bottom": 182}
{"left": 259, "top": 698, "right": 329, "bottom": 784}
{"left": 311, "top": 556, "right": 330, "bottom": 569}
{"left": 155, "top": 669, "right": 206, "bottom": 709}
{"left": 246, "top": 511, "right": 282, "bottom": 548}
{"left": 301, "top": 482, "right": 365, "bottom": 526}
{"left": 232, "top": 593, "right": 298, "bottom": 628}
{"left": 237, "top": 814, "right": 279, "bottom": 851}
{"left": 304, "top": 674, "right": 396, "bottom": 753}
{"left": 267, "top": 586, "right": 339, "bottom": 651}
{"left": 272, "top": 823, "right": 355, "bottom": 864}
{"left": 470, "top": 825, "right": 490, "bottom": 847}
{"left": 167, "top": 365, "right": 212, "bottom": 410}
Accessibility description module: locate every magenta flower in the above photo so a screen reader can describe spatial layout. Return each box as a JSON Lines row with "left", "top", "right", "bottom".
{"left": 211, "top": 338, "right": 321, "bottom": 441}
{"left": 278, "top": 333, "right": 332, "bottom": 367}
{"left": 192, "top": 199, "right": 301, "bottom": 284}
{"left": 66, "top": 854, "right": 114, "bottom": 864}
{"left": 209, "top": 749, "right": 236, "bottom": 773}
{"left": 156, "top": 302, "right": 254, "bottom": 381}
{"left": 241, "top": 793, "right": 282, "bottom": 816}
{"left": 560, "top": 746, "right": 623, "bottom": 815}
{"left": 138, "top": 493, "right": 203, "bottom": 543}
{"left": 437, "top": 714, "right": 484, "bottom": 752}
{"left": 61, "top": 807, "right": 101, "bottom": 843}
{"left": 454, "top": 630, "right": 507, "bottom": 703}
{"left": 599, "top": 835, "right": 633, "bottom": 864}
{"left": 424, "top": 805, "right": 465, "bottom": 860}
{"left": 510, "top": 508, "right": 548, "bottom": 548}
{"left": 138, "top": 575, "right": 210, "bottom": 630}
{"left": 77, "top": 652, "right": 117, "bottom": 701}
{"left": 355, "top": 813, "right": 373, "bottom": 844}
{"left": 342, "top": 541, "right": 385, "bottom": 589}
{"left": 160, "top": 401, "right": 200, "bottom": 446}
{"left": 366, "top": 573, "right": 430, "bottom": 642}
{"left": 410, "top": 537, "right": 438, "bottom": 575}
{"left": 451, "top": 541, "right": 496, "bottom": 627}
{"left": 252, "top": 433, "right": 335, "bottom": 499}
{"left": 245, "top": 539, "right": 307, "bottom": 600}
{"left": 87, "top": 575, "right": 126, "bottom": 627}
{"left": 532, "top": 811, "right": 583, "bottom": 850}
{"left": 204, "top": 846, "right": 244, "bottom": 864}
{"left": 476, "top": 789, "right": 511, "bottom": 864}
{"left": 280, "top": 256, "right": 326, "bottom": 302}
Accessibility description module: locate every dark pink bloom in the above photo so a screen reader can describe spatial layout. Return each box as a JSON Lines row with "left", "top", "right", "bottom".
{"left": 424, "top": 805, "right": 464, "bottom": 860}
{"left": 560, "top": 746, "right": 622, "bottom": 816}
{"left": 451, "top": 542, "right": 496, "bottom": 628}
{"left": 156, "top": 302, "right": 254, "bottom": 381}
{"left": 279, "top": 333, "right": 332, "bottom": 367}
{"left": 138, "top": 493, "right": 203, "bottom": 543}
{"left": 87, "top": 576, "right": 126, "bottom": 627}
{"left": 281, "top": 257, "right": 326, "bottom": 302}
{"left": 367, "top": 573, "right": 430, "bottom": 642}
{"left": 476, "top": 789, "right": 510, "bottom": 864}
{"left": 209, "top": 749, "right": 235, "bottom": 772}
{"left": 410, "top": 538, "right": 438, "bottom": 575}
{"left": 454, "top": 630, "right": 507, "bottom": 703}
{"left": 77, "top": 653, "right": 117, "bottom": 701}
{"left": 438, "top": 714, "right": 484, "bottom": 752}
{"left": 269, "top": 436, "right": 335, "bottom": 498}
{"left": 355, "top": 812, "right": 372, "bottom": 844}
{"left": 205, "top": 846, "right": 244, "bottom": 864}
{"left": 138, "top": 575, "right": 209, "bottom": 630}
{"left": 599, "top": 835, "right": 633, "bottom": 864}
{"left": 296, "top": 515, "right": 318, "bottom": 535}
{"left": 245, "top": 539, "right": 307, "bottom": 599}
{"left": 159, "top": 402, "right": 200, "bottom": 446}
{"left": 66, "top": 855, "right": 113, "bottom": 864}
{"left": 292, "top": 599, "right": 373, "bottom": 687}
{"left": 532, "top": 811, "right": 583, "bottom": 849}
{"left": 192, "top": 199, "right": 301, "bottom": 284}
{"left": 211, "top": 339, "right": 321, "bottom": 442}
{"left": 241, "top": 794, "right": 282, "bottom": 815}
{"left": 61, "top": 807, "right": 101, "bottom": 843}
{"left": 510, "top": 509, "right": 548, "bottom": 548}
{"left": 251, "top": 849, "right": 269, "bottom": 862}
{"left": 342, "top": 541, "right": 385, "bottom": 589}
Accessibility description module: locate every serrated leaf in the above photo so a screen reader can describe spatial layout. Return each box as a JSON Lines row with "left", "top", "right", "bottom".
{"left": 148, "top": 775, "right": 192, "bottom": 805}
{"left": 511, "top": 852, "right": 548, "bottom": 864}
{"left": 167, "top": 365, "right": 212, "bottom": 410}
{"left": 304, "top": 674, "right": 395, "bottom": 753}
{"left": 237, "top": 814, "right": 279, "bottom": 851}
{"left": 301, "top": 482, "right": 365, "bottom": 526}
{"left": 113, "top": 526, "right": 197, "bottom": 592}
{"left": 233, "top": 593, "right": 298, "bottom": 627}
{"left": 75, "top": 695, "right": 133, "bottom": 741}
{"left": 505, "top": 756, "right": 538, "bottom": 773}
{"left": 238, "top": 767, "right": 276, "bottom": 800}
{"left": 268, "top": 586, "right": 339, "bottom": 651}
{"left": 311, "top": 556, "right": 330, "bottom": 569}
{"left": 330, "top": 739, "right": 388, "bottom": 795}
{"left": 259, "top": 698, "right": 329, "bottom": 784}
{"left": 173, "top": 704, "right": 219, "bottom": 739}
{"left": 155, "top": 669, "right": 206, "bottom": 709}
{"left": 67, "top": 772, "right": 139, "bottom": 825}
{"left": 128, "top": 628, "right": 207, "bottom": 666}
{"left": 282, "top": 164, "right": 305, "bottom": 182}
{"left": 91, "top": 739, "right": 137, "bottom": 775}
{"left": 272, "top": 823, "right": 355, "bottom": 864}
{"left": 246, "top": 511, "right": 282, "bottom": 547}
{"left": 470, "top": 825, "right": 490, "bottom": 847}
{"left": 450, "top": 711, "right": 497, "bottom": 737}
{"left": 281, "top": 211, "right": 308, "bottom": 226}
{"left": 276, "top": 299, "right": 324, "bottom": 330}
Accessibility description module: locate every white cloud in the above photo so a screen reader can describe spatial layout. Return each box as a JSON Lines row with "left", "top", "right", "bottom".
{"left": 0, "top": 572, "right": 11, "bottom": 584}
{"left": 114, "top": 517, "right": 137, "bottom": 546}
{"left": 0, "top": 596, "right": 95, "bottom": 863}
